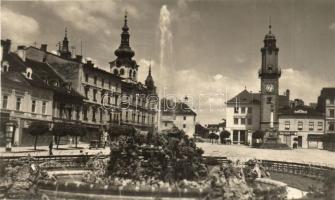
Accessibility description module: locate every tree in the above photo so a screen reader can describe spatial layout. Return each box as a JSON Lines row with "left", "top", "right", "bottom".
{"left": 71, "top": 125, "right": 87, "bottom": 148}
{"left": 27, "top": 121, "right": 50, "bottom": 150}
{"left": 220, "top": 130, "right": 231, "bottom": 144}
{"left": 52, "top": 122, "right": 71, "bottom": 149}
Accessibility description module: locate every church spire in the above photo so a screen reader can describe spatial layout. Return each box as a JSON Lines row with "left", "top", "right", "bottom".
{"left": 114, "top": 11, "right": 135, "bottom": 59}
{"left": 145, "top": 61, "right": 155, "bottom": 91}
{"left": 60, "top": 27, "right": 71, "bottom": 59}
{"left": 268, "top": 16, "right": 272, "bottom": 34}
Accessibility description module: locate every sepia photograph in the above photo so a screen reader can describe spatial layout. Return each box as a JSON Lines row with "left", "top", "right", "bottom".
{"left": 0, "top": 0, "right": 335, "bottom": 199}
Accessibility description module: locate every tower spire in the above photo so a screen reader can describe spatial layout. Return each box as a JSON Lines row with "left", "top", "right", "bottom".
{"left": 65, "top": 27, "right": 68, "bottom": 38}
{"left": 114, "top": 11, "right": 135, "bottom": 58}
{"left": 269, "top": 16, "right": 272, "bottom": 34}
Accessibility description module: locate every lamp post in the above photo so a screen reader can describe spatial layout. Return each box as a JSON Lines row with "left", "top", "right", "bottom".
{"left": 5, "top": 121, "right": 16, "bottom": 152}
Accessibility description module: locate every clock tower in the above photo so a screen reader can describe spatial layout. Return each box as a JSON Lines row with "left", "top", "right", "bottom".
{"left": 259, "top": 24, "right": 281, "bottom": 131}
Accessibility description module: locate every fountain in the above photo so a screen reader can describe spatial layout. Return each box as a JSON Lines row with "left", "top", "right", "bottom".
{"left": 0, "top": 125, "right": 291, "bottom": 199}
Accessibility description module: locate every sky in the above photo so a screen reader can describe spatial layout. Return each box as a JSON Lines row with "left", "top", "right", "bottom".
{"left": 2, "top": 0, "right": 335, "bottom": 124}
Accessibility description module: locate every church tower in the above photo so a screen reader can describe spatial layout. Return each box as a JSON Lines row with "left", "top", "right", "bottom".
{"left": 145, "top": 64, "right": 156, "bottom": 94}
{"left": 259, "top": 24, "right": 281, "bottom": 131}
{"left": 110, "top": 12, "right": 139, "bottom": 82}
{"left": 59, "top": 28, "right": 72, "bottom": 59}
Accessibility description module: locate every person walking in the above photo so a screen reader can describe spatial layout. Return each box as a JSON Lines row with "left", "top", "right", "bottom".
{"left": 49, "top": 141, "right": 53, "bottom": 156}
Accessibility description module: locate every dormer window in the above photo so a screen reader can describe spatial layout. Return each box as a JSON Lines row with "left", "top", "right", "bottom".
{"left": 1, "top": 61, "right": 9, "bottom": 72}
{"left": 26, "top": 67, "right": 32, "bottom": 79}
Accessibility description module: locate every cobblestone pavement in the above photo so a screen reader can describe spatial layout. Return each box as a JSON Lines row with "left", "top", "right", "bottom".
{"left": 197, "top": 143, "right": 335, "bottom": 167}
{"left": 2, "top": 142, "right": 335, "bottom": 168}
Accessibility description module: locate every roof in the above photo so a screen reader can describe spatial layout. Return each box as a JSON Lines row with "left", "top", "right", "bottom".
{"left": 83, "top": 62, "right": 122, "bottom": 82}
{"left": 3, "top": 52, "right": 84, "bottom": 100}
{"left": 161, "top": 98, "right": 197, "bottom": 116}
{"left": 226, "top": 90, "right": 261, "bottom": 104}
{"left": 320, "top": 88, "right": 335, "bottom": 99}
{"left": 227, "top": 89, "right": 289, "bottom": 108}
{"left": 278, "top": 106, "right": 323, "bottom": 118}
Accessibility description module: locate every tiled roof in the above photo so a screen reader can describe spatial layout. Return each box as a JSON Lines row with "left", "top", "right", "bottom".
{"left": 278, "top": 105, "right": 323, "bottom": 117}
{"left": 161, "top": 98, "right": 197, "bottom": 116}
{"left": 226, "top": 89, "right": 289, "bottom": 108}
{"left": 226, "top": 90, "right": 261, "bottom": 104}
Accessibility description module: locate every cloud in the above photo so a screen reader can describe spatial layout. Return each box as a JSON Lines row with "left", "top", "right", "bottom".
{"left": 43, "top": 1, "right": 140, "bottom": 33}
{"left": 281, "top": 68, "right": 335, "bottom": 103}
{"left": 1, "top": 8, "right": 40, "bottom": 44}
{"left": 329, "top": 22, "right": 335, "bottom": 31}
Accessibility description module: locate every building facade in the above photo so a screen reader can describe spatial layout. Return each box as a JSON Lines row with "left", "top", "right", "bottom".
{"left": 226, "top": 90, "right": 261, "bottom": 144}
{"left": 160, "top": 98, "right": 197, "bottom": 138}
{"left": 278, "top": 106, "right": 324, "bottom": 149}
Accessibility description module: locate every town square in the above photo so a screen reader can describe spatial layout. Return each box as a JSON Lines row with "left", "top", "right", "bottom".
{"left": 1, "top": 0, "right": 335, "bottom": 199}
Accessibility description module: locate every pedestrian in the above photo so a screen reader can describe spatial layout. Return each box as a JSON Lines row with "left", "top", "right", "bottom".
{"left": 49, "top": 141, "right": 53, "bottom": 156}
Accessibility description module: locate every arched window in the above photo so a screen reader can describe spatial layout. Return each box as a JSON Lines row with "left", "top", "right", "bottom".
{"left": 113, "top": 69, "right": 118, "bottom": 75}
{"left": 133, "top": 71, "right": 136, "bottom": 79}
{"left": 129, "top": 69, "right": 132, "bottom": 78}
{"left": 26, "top": 68, "right": 32, "bottom": 79}
{"left": 120, "top": 68, "right": 125, "bottom": 75}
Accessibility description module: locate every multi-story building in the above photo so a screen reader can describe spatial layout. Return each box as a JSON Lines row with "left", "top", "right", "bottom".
{"left": 0, "top": 39, "right": 84, "bottom": 147}
{"left": 317, "top": 88, "right": 335, "bottom": 151}
{"left": 160, "top": 98, "right": 197, "bottom": 138}
{"left": 109, "top": 13, "right": 158, "bottom": 131}
{"left": 226, "top": 90, "right": 261, "bottom": 144}
{"left": 278, "top": 106, "right": 324, "bottom": 149}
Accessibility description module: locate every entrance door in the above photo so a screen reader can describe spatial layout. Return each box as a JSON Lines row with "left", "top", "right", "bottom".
{"left": 240, "top": 130, "right": 246, "bottom": 144}
{"left": 233, "top": 130, "right": 238, "bottom": 144}
{"left": 298, "top": 136, "right": 302, "bottom": 147}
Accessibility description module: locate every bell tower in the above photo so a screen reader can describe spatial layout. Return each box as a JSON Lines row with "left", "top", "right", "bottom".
{"left": 259, "top": 23, "right": 281, "bottom": 131}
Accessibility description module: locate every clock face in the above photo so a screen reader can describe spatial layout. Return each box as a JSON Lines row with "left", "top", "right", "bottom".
{"left": 265, "top": 84, "right": 274, "bottom": 93}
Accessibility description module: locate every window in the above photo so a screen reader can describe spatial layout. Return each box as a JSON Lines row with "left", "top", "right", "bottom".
{"left": 247, "top": 118, "right": 252, "bottom": 125}
{"left": 126, "top": 111, "right": 128, "bottom": 121}
{"left": 92, "top": 108, "right": 96, "bottom": 122}
{"left": 165, "top": 122, "right": 168, "bottom": 127}
{"left": 285, "top": 121, "right": 290, "bottom": 130}
{"left": 85, "top": 74, "right": 89, "bottom": 82}
{"left": 248, "top": 107, "right": 252, "bottom": 114}
{"left": 83, "top": 108, "right": 88, "bottom": 120}
{"left": 234, "top": 107, "right": 239, "bottom": 114}
{"left": 113, "top": 69, "right": 118, "bottom": 75}
{"left": 120, "top": 69, "right": 125, "bottom": 75}
{"left": 16, "top": 97, "right": 21, "bottom": 111}
{"left": 183, "top": 124, "right": 186, "bottom": 128}
{"left": 267, "top": 97, "right": 272, "bottom": 104}
{"left": 241, "top": 107, "right": 246, "bottom": 114}
{"left": 318, "top": 122, "right": 323, "bottom": 131}
{"left": 129, "top": 70, "right": 132, "bottom": 78}
{"left": 94, "top": 76, "right": 97, "bottom": 85}
{"left": 330, "top": 109, "right": 335, "bottom": 118}
{"left": 133, "top": 71, "right": 136, "bottom": 79}
{"left": 100, "top": 109, "right": 103, "bottom": 122}
{"left": 137, "top": 114, "right": 140, "bottom": 123}
{"left": 93, "top": 89, "right": 97, "bottom": 102}
{"left": 31, "top": 100, "right": 36, "bottom": 113}
{"left": 241, "top": 118, "right": 246, "bottom": 125}
{"left": 2, "top": 95, "right": 8, "bottom": 109}
{"left": 329, "top": 122, "right": 335, "bottom": 131}
{"left": 183, "top": 116, "right": 186, "bottom": 120}
{"left": 85, "top": 87, "right": 89, "bottom": 99}
{"left": 309, "top": 122, "right": 314, "bottom": 131}
{"left": 42, "top": 101, "right": 47, "bottom": 114}
{"left": 330, "top": 98, "right": 335, "bottom": 105}
{"left": 101, "top": 79, "right": 104, "bottom": 87}
{"left": 76, "top": 106, "right": 80, "bottom": 120}
{"left": 108, "top": 80, "right": 111, "bottom": 89}
{"left": 234, "top": 118, "right": 239, "bottom": 125}
{"left": 298, "top": 121, "right": 303, "bottom": 131}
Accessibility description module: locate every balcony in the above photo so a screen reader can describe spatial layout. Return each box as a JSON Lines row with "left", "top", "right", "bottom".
{"left": 258, "top": 68, "right": 281, "bottom": 77}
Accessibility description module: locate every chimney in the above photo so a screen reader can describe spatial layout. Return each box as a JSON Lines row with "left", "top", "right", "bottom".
{"left": 40, "top": 44, "right": 47, "bottom": 52}
{"left": 76, "top": 55, "right": 83, "bottom": 63}
{"left": 1, "top": 39, "right": 11, "bottom": 56}
{"left": 286, "top": 89, "right": 290, "bottom": 99}
{"left": 17, "top": 45, "right": 26, "bottom": 61}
